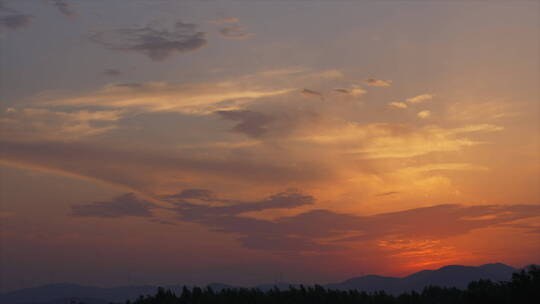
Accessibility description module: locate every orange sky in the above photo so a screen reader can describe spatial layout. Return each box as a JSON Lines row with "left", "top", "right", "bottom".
{"left": 1, "top": 0, "right": 539, "bottom": 292}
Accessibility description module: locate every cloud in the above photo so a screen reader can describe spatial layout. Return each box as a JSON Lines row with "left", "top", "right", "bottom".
{"left": 216, "top": 110, "right": 275, "bottom": 138}
{"left": 333, "top": 88, "right": 349, "bottom": 94}
{"left": 301, "top": 88, "right": 324, "bottom": 99}
{"left": 389, "top": 102, "right": 408, "bottom": 109}
{"left": 365, "top": 78, "right": 392, "bottom": 87}
{"left": 376, "top": 191, "right": 399, "bottom": 197}
{"left": 396, "top": 163, "right": 488, "bottom": 175}
{"left": 40, "top": 81, "right": 293, "bottom": 115}
{"left": 102, "top": 69, "right": 122, "bottom": 77}
{"left": 0, "top": 139, "right": 328, "bottom": 193}
{"left": 72, "top": 193, "right": 156, "bottom": 218}
{"left": 170, "top": 189, "right": 314, "bottom": 219}
{"left": 297, "top": 122, "right": 503, "bottom": 159}
{"left": 0, "top": 108, "right": 122, "bottom": 140}
{"left": 0, "top": 3, "right": 32, "bottom": 30}
{"left": 90, "top": 21, "right": 207, "bottom": 61}
{"left": 219, "top": 24, "right": 253, "bottom": 39}
{"left": 212, "top": 17, "right": 253, "bottom": 39}
{"left": 68, "top": 186, "right": 540, "bottom": 253}
{"left": 50, "top": 0, "right": 76, "bottom": 17}
{"left": 0, "top": 13, "right": 31, "bottom": 30}
{"left": 303, "top": 69, "right": 344, "bottom": 80}
{"left": 214, "top": 106, "right": 326, "bottom": 140}
{"left": 333, "top": 85, "right": 366, "bottom": 97}
{"left": 417, "top": 110, "right": 431, "bottom": 119}
{"left": 211, "top": 17, "right": 239, "bottom": 24}
{"left": 164, "top": 188, "right": 217, "bottom": 201}
{"left": 406, "top": 94, "right": 434, "bottom": 104}
{"left": 163, "top": 188, "right": 540, "bottom": 252}
{"left": 446, "top": 100, "right": 519, "bottom": 122}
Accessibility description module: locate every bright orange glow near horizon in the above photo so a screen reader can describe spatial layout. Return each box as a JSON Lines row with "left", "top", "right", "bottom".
{"left": 0, "top": 0, "right": 539, "bottom": 292}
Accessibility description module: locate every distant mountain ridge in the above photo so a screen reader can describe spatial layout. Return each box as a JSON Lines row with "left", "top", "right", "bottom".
{"left": 0, "top": 263, "right": 520, "bottom": 303}
{"left": 0, "top": 284, "right": 184, "bottom": 304}
{"left": 326, "top": 263, "right": 516, "bottom": 294}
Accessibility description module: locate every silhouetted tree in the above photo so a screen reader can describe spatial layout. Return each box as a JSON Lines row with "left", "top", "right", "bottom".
{"left": 120, "top": 266, "right": 540, "bottom": 304}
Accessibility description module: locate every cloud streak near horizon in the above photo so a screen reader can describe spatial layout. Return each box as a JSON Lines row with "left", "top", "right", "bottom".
{"left": 70, "top": 190, "right": 540, "bottom": 253}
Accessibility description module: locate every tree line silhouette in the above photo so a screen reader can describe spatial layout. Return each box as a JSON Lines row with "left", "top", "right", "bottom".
{"left": 122, "top": 266, "right": 539, "bottom": 304}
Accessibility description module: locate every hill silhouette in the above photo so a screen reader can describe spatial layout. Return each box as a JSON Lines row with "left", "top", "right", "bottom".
{"left": 0, "top": 263, "right": 529, "bottom": 304}
{"left": 327, "top": 263, "right": 516, "bottom": 294}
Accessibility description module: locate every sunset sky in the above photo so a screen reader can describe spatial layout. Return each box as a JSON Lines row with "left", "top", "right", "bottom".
{"left": 1, "top": 0, "right": 539, "bottom": 292}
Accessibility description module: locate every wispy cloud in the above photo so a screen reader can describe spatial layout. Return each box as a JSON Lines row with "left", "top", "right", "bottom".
{"left": 417, "top": 110, "right": 431, "bottom": 119}
{"left": 0, "top": 108, "right": 122, "bottom": 140}
{"left": 0, "top": 139, "right": 329, "bottom": 193}
{"left": 213, "top": 17, "right": 254, "bottom": 39}
{"left": 210, "top": 17, "right": 239, "bottom": 25}
{"left": 365, "top": 78, "right": 392, "bottom": 87}
{"left": 297, "top": 122, "right": 503, "bottom": 159}
{"left": 333, "top": 85, "right": 366, "bottom": 97}
{"left": 376, "top": 191, "right": 399, "bottom": 197}
{"left": 40, "top": 81, "right": 293, "bottom": 115}
{"left": 219, "top": 24, "right": 254, "bottom": 39}
{"left": 389, "top": 102, "right": 408, "bottom": 109}
{"left": 406, "top": 94, "right": 434, "bottom": 104}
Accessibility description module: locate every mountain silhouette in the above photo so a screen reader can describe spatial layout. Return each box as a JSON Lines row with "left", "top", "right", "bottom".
{"left": 0, "top": 263, "right": 518, "bottom": 303}
{"left": 0, "top": 283, "right": 184, "bottom": 304}
{"left": 326, "top": 263, "right": 516, "bottom": 294}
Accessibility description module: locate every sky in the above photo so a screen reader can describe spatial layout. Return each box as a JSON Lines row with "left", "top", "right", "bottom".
{"left": 1, "top": 0, "right": 539, "bottom": 292}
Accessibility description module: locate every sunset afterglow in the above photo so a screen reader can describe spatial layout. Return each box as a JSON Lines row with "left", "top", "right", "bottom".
{"left": 0, "top": 0, "right": 539, "bottom": 292}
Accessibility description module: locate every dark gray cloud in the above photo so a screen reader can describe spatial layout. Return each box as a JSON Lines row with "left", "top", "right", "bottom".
{"left": 301, "top": 88, "right": 324, "bottom": 99}
{"left": 216, "top": 110, "right": 275, "bottom": 138}
{"left": 170, "top": 189, "right": 314, "bottom": 219}
{"left": 218, "top": 24, "right": 253, "bottom": 39}
{"left": 51, "top": 0, "right": 76, "bottom": 17}
{"left": 102, "top": 69, "right": 122, "bottom": 77}
{"left": 0, "top": 3, "right": 32, "bottom": 30}
{"left": 333, "top": 88, "right": 350, "bottom": 94}
{"left": 0, "top": 13, "right": 31, "bottom": 29}
{"left": 215, "top": 108, "right": 321, "bottom": 139}
{"left": 91, "top": 21, "right": 207, "bottom": 61}
{"left": 71, "top": 193, "right": 156, "bottom": 218}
